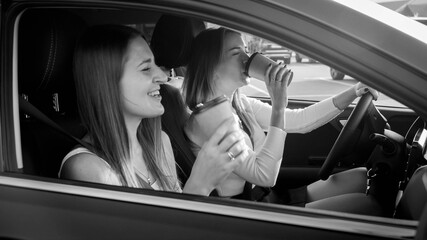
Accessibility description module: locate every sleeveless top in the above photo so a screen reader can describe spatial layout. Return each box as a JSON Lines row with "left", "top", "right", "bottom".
{"left": 58, "top": 132, "right": 182, "bottom": 192}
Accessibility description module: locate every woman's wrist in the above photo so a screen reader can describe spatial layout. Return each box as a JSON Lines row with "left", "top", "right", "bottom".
{"left": 183, "top": 177, "right": 212, "bottom": 196}
{"left": 332, "top": 86, "right": 357, "bottom": 110}
{"left": 271, "top": 107, "right": 285, "bottom": 116}
{"left": 270, "top": 107, "right": 285, "bottom": 130}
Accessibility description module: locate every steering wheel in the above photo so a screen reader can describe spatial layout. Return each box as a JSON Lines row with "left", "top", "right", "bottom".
{"left": 318, "top": 93, "right": 374, "bottom": 180}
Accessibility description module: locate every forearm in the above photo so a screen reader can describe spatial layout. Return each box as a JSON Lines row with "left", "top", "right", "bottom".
{"left": 285, "top": 98, "right": 342, "bottom": 133}
{"left": 182, "top": 177, "right": 211, "bottom": 196}
{"left": 270, "top": 107, "right": 285, "bottom": 130}
{"left": 332, "top": 86, "right": 358, "bottom": 110}
{"left": 234, "top": 126, "right": 286, "bottom": 186}
{"left": 181, "top": 144, "right": 212, "bottom": 196}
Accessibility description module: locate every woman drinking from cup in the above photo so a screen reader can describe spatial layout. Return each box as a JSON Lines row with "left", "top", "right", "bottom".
{"left": 183, "top": 27, "right": 381, "bottom": 214}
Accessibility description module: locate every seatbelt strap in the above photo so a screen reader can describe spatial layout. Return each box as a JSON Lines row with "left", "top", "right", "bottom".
{"left": 19, "top": 96, "right": 157, "bottom": 189}
{"left": 19, "top": 96, "right": 92, "bottom": 150}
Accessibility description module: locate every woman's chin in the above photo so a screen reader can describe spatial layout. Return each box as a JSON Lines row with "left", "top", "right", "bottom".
{"left": 147, "top": 105, "right": 165, "bottom": 118}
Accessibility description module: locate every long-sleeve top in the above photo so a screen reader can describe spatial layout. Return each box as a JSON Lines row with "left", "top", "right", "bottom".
{"left": 187, "top": 94, "right": 342, "bottom": 197}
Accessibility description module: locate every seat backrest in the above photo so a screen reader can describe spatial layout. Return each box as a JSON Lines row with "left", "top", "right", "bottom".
{"left": 415, "top": 194, "right": 427, "bottom": 240}
{"left": 151, "top": 14, "right": 205, "bottom": 77}
{"left": 395, "top": 165, "right": 427, "bottom": 220}
{"left": 151, "top": 15, "right": 205, "bottom": 184}
{"left": 160, "top": 84, "right": 195, "bottom": 183}
{"left": 18, "top": 9, "right": 87, "bottom": 177}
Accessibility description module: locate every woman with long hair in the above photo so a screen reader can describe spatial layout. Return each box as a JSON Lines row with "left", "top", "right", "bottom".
{"left": 183, "top": 27, "right": 381, "bottom": 214}
{"left": 59, "top": 25, "right": 248, "bottom": 195}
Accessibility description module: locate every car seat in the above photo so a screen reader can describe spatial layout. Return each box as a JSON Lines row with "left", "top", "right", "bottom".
{"left": 18, "top": 9, "right": 87, "bottom": 177}
{"left": 151, "top": 14, "right": 205, "bottom": 184}
{"left": 151, "top": 14, "right": 206, "bottom": 78}
{"left": 395, "top": 165, "right": 427, "bottom": 220}
{"left": 159, "top": 84, "right": 195, "bottom": 184}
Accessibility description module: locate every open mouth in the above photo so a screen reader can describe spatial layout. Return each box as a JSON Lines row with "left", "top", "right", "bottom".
{"left": 148, "top": 90, "right": 161, "bottom": 100}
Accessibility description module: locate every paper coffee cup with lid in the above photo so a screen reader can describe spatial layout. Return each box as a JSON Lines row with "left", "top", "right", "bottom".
{"left": 245, "top": 52, "right": 292, "bottom": 84}
{"left": 187, "top": 95, "right": 239, "bottom": 144}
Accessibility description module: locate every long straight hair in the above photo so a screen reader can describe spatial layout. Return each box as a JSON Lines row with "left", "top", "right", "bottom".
{"left": 183, "top": 27, "right": 254, "bottom": 139}
{"left": 73, "top": 25, "right": 176, "bottom": 190}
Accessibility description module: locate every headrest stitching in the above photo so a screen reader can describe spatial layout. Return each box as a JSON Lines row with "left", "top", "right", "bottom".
{"left": 49, "top": 29, "right": 58, "bottom": 88}
{"left": 40, "top": 27, "right": 55, "bottom": 90}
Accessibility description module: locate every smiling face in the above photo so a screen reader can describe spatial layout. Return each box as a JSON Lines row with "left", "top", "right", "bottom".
{"left": 120, "top": 36, "right": 168, "bottom": 121}
{"left": 213, "top": 32, "right": 250, "bottom": 94}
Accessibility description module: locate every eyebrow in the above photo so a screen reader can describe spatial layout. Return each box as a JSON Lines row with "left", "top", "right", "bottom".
{"left": 138, "top": 58, "right": 152, "bottom": 66}
{"left": 228, "top": 46, "right": 242, "bottom": 52}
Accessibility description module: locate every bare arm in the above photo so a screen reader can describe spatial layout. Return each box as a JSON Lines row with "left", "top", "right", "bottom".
{"left": 60, "top": 153, "right": 121, "bottom": 186}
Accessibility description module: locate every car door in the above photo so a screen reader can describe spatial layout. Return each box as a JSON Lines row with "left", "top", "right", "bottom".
{"left": 1, "top": 172, "right": 420, "bottom": 240}
{"left": 0, "top": 0, "right": 425, "bottom": 239}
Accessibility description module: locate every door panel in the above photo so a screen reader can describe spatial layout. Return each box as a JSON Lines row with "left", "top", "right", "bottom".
{"left": 0, "top": 174, "right": 415, "bottom": 240}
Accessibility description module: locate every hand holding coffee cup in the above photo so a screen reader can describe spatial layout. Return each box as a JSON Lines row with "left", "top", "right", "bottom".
{"left": 187, "top": 117, "right": 249, "bottom": 195}
{"left": 187, "top": 96, "right": 246, "bottom": 147}
{"left": 245, "top": 52, "right": 293, "bottom": 86}
{"left": 245, "top": 52, "right": 293, "bottom": 110}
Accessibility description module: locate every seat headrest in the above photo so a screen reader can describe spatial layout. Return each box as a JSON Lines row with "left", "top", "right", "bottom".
{"left": 151, "top": 14, "right": 205, "bottom": 69}
{"left": 18, "top": 9, "right": 86, "bottom": 117}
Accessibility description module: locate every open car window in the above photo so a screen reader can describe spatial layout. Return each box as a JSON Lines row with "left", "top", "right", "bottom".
{"left": 238, "top": 35, "right": 410, "bottom": 108}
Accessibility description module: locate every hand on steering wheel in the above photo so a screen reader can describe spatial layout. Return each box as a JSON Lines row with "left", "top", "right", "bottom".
{"left": 355, "top": 82, "right": 379, "bottom": 100}
{"left": 318, "top": 93, "right": 374, "bottom": 180}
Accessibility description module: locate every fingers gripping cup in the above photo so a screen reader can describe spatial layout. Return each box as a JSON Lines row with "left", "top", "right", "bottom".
{"left": 245, "top": 51, "right": 294, "bottom": 85}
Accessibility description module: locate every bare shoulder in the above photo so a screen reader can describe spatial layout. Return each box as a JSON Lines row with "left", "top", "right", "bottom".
{"left": 162, "top": 130, "right": 174, "bottom": 148}
{"left": 161, "top": 130, "right": 170, "bottom": 141}
{"left": 61, "top": 152, "right": 119, "bottom": 185}
{"left": 161, "top": 129, "right": 172, "bottom": 140}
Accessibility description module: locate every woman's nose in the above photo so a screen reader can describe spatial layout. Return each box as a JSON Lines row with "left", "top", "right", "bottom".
{"left": 241, "top": 52, "right": 250, "bottom": 66}
{"left": 153, "top": 65, "right": 168, "bottom": 84}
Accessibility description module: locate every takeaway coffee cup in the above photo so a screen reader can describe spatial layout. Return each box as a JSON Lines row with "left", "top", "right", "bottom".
{"left": 245, "top": 52, "right": 277, "bottom": 81}
{"left": 245, "top": 52, "right": 292, "bottom": 85}
{"left": 189, "top": 95, "right": 238, "bottom": 144}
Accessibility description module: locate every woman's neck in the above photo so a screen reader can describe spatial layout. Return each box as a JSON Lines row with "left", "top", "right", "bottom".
{"left": 209, "top": 74, "right": 241, "bottom": 101}
{"left": 123, "top": 115, "right": 143, "bottom": 158}
{"left": 210, "top": 85, "right": 236, "bottom": 101}
{"left": 126, "top": 122, "right": 148, "bottom": 172}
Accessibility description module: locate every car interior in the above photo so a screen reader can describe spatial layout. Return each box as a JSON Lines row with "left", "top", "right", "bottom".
{"left": 14, "top": 6, "right": 427, "bottom": 223}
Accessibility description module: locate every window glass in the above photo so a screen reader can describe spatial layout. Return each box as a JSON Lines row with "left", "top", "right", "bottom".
{"left": 236, "top": 32, "right": 407, "bottom": 108}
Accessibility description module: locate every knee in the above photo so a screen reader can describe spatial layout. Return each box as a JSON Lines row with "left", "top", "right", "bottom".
{"left": 305, "top": 193, "right": 383, "bottom": 216}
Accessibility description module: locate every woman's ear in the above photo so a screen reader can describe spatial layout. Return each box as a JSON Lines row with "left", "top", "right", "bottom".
{"left": 212, "top": 70, "right": 222, "bottom": 84}
{"left": 213, "top": 72, "right": 220, "bottom": 81}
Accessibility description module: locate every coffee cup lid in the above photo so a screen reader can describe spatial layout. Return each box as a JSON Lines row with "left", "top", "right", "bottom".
{"left": 192, "top": 95, "right": 229, "bottom": 114}
{"left": 244, "top": 52, "right": 260, "bottom": 77}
